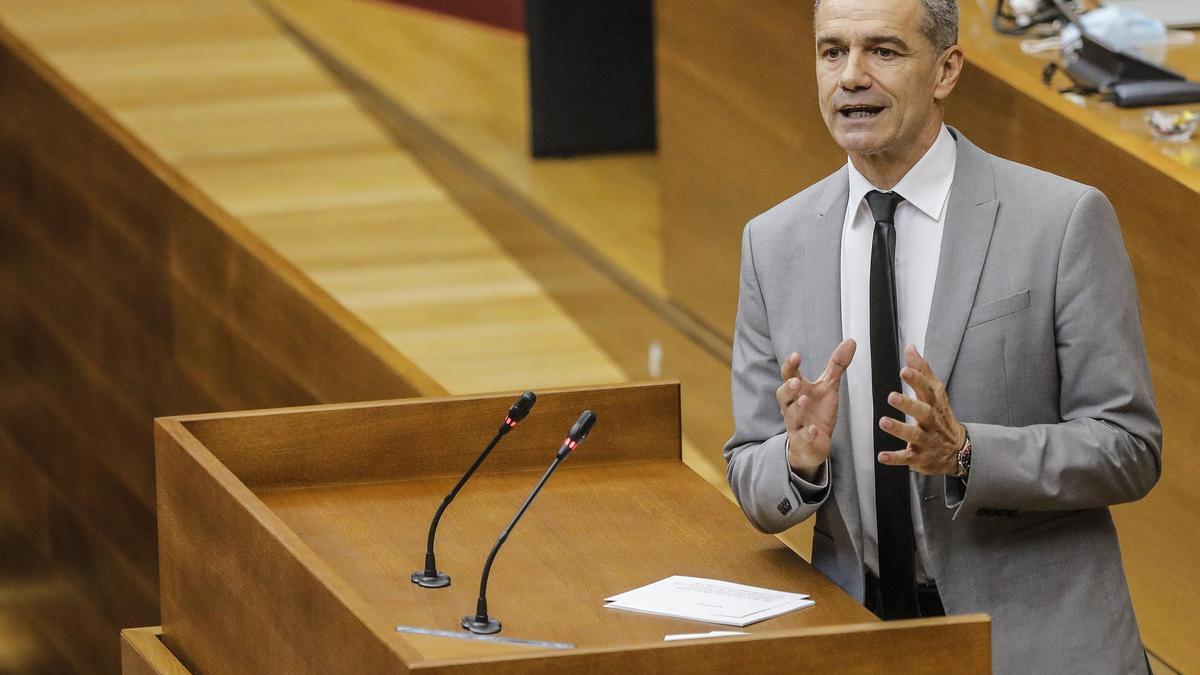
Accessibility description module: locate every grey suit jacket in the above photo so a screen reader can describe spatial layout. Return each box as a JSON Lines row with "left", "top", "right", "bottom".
{"left": 725, "top": 129, "right": 1162, "bottom": 674}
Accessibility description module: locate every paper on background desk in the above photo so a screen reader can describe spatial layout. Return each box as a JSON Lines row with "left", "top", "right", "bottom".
{"left": 663, "top": 630, "right": 748, "bottom": 641}
{"left": 604, "top": 575, "right": 814, "bottom": 627}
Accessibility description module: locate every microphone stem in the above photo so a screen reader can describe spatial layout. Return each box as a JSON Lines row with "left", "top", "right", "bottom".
{"left": 477, "top": 452, "right": 566, "bottom": 608}
{"left": 425, "top": 423, "right": 509, "bottom": 562}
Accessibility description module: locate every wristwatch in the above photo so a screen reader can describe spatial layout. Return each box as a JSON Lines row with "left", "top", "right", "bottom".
{"left": 955, "top": 427, "right": 973, "bottom": 479}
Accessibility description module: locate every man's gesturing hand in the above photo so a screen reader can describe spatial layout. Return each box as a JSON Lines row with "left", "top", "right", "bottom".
{"left": 878, "top": 344, "right": 967, "bottom": 475}
{"left": 777, "top": 339, "right": 856, "bottom": 481}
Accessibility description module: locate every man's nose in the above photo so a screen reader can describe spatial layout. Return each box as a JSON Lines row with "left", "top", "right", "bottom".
{"left": 839, "top": 50, "right": 871, "bottom": 90}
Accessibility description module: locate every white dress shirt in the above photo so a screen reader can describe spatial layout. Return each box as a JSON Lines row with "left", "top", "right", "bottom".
{"left": 844, "top": 124, "right": 956, "bottom": 579}
{"left": 789, "top": 125, "right": 956, "bottom": 581}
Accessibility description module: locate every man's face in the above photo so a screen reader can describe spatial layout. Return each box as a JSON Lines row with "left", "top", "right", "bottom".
{"left": 814, "top": 0, "right": 951, "bottom": 159}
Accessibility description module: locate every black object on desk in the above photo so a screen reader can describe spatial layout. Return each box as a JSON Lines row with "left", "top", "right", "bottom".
{"left": 1065, "top": 34, "right": 1185, "bottom": 92}
{"left": 1112, "top": 80, "right": 1200, "bottom": 108}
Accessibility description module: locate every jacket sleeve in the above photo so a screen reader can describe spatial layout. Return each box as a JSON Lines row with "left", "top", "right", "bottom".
{"left": 725, "top": 222, "right": 829, "bottom": 533}
{"left": 948, "top": 188, "right": 1162, "bottom": 516}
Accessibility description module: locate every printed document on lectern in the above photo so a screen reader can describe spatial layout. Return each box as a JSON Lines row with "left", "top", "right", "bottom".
{"left": 604, "top": 576, "right": 814, "bottom": 627}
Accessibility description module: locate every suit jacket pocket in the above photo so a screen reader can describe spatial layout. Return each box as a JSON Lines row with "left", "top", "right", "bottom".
{"left": 1003, "top": 508, "right": 1101, "bottom": 543}
{"left": 967, "top": 289, "right": 1031, "bottom": 328}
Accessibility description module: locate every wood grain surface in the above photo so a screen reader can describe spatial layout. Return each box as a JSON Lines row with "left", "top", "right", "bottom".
{"left": 180, "top": 381, "right": 681, "bottom": 489}
{"left": 121, "top": 627, "right": 190, "bottom": 675}
{"left": 155, "top": 385, "right": 685, "bottom": 673}
{"left": 157, "top": 417, "right": 415, "bottom": 674}
{"left": 0, "top": 446, "right": 124, "bottom": 675}
{"left": 155, "top": 386, "right": 996, "bottom": 673}
{"left": 0, "top": 0, "right": 645, "bottom": 666}
{"left": 259, "top": 0, "right": 663, "bottom": 295}
{"left": 256, "top": 461, "right": 874, "bottom": 652}
{"left": 0, "top": 3, "right": 443, "bottom": 670}
{"left": 415, "top": 616, "right": 990, "bottom": 675}
{"left": 250, "top": 0, "right": 781, "bottom": 556}
{"left": 657, "top": 0, "right": 840, "bottom": 333}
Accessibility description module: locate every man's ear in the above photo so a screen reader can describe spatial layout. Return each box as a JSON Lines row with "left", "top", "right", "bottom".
{"left": 934, "top": 45, "right": 964, "bottom": 102}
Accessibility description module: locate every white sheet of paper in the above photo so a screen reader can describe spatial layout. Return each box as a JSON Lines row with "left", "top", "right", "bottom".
{"left": 604, "top": 576, "right": 814, "bottom": 627}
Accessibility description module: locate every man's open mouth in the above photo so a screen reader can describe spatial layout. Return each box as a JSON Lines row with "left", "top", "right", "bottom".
{"left": 839, "top": 105, "right": 885, "bottom": 118}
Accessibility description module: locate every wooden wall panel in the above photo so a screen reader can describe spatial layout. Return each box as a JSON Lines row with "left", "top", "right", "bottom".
{"left": 657, "top": 0, "right": 842, "bottom": 335}
{"left": 0, "top": 320, "right": 159, "bottom": 589}
{"left": 0, "top": 182, "right": 164, "bottom": 503}
{"left": 0, "top": 16, "right": 445, "bottom": 674}
{"left": 169, "top": 286, "right": 318, "bottom": 413}
{"left": 0, "top": 428, "right": 148, "bottom": 675}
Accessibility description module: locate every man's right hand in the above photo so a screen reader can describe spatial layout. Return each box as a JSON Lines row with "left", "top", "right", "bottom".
{"left": 776, "top": 339, "right": 856, "bottom": 481}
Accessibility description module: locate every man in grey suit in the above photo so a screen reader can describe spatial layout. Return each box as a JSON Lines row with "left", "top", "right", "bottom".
{"left": 724, "top": 0, "right": 1162, "bottom": 672}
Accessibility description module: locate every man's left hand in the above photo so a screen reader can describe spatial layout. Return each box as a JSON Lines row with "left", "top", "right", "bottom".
{"left": 878, "top": 344, "right": 966, "bottom": 476}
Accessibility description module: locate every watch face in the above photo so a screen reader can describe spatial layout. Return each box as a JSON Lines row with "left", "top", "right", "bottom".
{"left": 957, "top": 439, "right": 972, "bottom": 477}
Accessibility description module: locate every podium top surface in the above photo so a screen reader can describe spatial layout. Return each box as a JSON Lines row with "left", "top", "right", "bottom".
{"left": 255, "top": 458, "right": 873, "bottom": 657}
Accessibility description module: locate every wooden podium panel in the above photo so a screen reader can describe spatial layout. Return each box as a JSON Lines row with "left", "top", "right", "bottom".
{"left": 155, "top": 383, "right": 989, "bottom": 673}
{"left": 121, "top": 627, "right": 188, "bottom": 675}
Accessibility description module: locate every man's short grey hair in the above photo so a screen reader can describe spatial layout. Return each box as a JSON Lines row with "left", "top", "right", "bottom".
{"left": 813, "top": 0, "right": 959, "bottom": 52}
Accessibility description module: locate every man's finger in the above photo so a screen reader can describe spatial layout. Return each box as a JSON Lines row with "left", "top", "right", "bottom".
{"left": 888, "top": 392, "right": 932, "bottom": 422}
{"left": 901, "top": 365, "right": 937, "bottom": 402}
{"left": 780, "top": 352, "right": 802, "bottom": 382}
{"left": 796, "top": 423, "right": 831, "bottom": 452}
{"left": 820, "top": 339, "right": 856, "bottom": 382}
{"left": 905, "top": 344, "right": 933, "bottom": 376}
{"left": 783, "top": 395, "right": 817, "bottom": 434}
{"left": 792, "top": 394, "right": 811, "bottom": 419}
{"left": 775, "top": 378, "right": 801, "bottom": 410}
{"left": 879, "top": 416, "right": 921, "bottom": 444}
{"left": 878, "top": 448, "right": 914, "bottom": 466}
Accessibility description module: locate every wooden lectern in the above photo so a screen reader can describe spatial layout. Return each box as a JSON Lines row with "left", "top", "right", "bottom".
{"left": 143, "top": 382, "right": 989, "bottom": 673}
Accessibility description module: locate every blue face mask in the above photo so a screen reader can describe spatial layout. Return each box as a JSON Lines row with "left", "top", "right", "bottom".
{"left": 1061, "top": 6, "right": 1168, "bottom": 63}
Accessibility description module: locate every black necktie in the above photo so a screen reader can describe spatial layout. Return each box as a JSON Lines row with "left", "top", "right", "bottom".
{"left": 866, "top": 189, "right": 918, "bottom": 619}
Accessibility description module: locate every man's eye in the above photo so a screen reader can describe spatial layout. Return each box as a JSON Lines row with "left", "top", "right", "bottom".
{"left": 875, "top": 48, "right": 896, "bottom": 58}
{"left": 824, "top": 48, "right": 844, "bottom": 59}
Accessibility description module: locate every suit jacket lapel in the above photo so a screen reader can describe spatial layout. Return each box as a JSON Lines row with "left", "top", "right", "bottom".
{"left": 924, "top": 130, "right": 1000, "bottom": 386}
{"left": 806, "top": 169, "right": 864, "bottom": 565}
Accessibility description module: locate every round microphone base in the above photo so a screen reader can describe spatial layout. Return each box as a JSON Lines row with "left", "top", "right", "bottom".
{"left": 410, "top": 570, "right": 451, "bottom": 588}
{"left": 461, "top": 615, "right": 502, "bottom": 634}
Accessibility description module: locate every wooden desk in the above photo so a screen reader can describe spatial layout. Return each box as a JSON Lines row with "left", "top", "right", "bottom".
{"left": 657, "top": 3, "right": 1200, "bottom": 670}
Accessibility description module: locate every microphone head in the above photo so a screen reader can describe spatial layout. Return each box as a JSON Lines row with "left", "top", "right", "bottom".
{"left": 567, "top": 410, "right": 597, "bottom": 444}
{"left": 508, "top": 391, "right": 537, "bottom": 424}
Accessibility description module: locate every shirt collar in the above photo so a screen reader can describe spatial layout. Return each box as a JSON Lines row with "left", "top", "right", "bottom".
{"left": 845, "top": 124, "right": 957, "bottom": 222}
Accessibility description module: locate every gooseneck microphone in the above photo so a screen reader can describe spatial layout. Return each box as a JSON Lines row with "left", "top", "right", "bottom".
{"left": 411, "top": 391, "right": 537, "bottom": 588}
{"left": 462, "top": 410, "right": 596, "bottom": 634}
